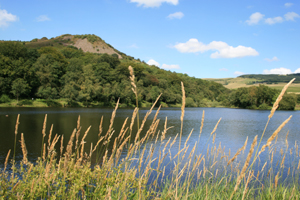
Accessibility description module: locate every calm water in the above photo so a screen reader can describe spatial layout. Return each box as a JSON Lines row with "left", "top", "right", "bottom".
{"left": 0, "top": 107, "right": 299, "bottom": 175}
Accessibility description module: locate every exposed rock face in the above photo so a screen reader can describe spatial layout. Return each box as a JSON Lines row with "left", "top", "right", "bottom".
{"left": 72, "top": 38, "right": 122, "bottom": 58}
{"left": 28, "top": 34, "right": 123, "bottom": 59}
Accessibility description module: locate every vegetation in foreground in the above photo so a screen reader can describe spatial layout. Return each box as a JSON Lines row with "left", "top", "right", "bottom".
{"left": 1, "top": 76, "right": 299, "bottom": 199}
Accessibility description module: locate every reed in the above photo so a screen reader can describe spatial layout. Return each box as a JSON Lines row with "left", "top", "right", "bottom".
{"left": 1, "top": 78, "right": 299, "bottom": 199}
{"left": 129, "top": 66, "right": 139, "bottom": 130}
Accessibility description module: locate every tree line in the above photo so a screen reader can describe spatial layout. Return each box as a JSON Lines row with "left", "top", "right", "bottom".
{"left": 0, "top": 40, "right": 298, "bottom": 110}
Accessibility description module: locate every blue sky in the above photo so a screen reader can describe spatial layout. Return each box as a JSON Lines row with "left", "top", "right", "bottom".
{"left": 0, "top": 0, "right": 299, "bottom": 78}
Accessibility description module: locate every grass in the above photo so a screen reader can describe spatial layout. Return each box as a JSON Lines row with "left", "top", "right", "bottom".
{"left": 206, "top": 77, "right": 300, "bottom": 93}
{"left": 1, "top": 77, "right": 300, "bottom": 199}
{"left": 265, "top": 83, "right": 300, "bottom": 93}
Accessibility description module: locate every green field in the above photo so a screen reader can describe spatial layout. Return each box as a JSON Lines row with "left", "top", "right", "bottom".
{"left": 205, "top": 77, "right": 300, "bottom": 93}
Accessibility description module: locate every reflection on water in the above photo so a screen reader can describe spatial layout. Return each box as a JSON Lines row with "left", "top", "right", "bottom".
{"left": 0, "top": 107, "right": 299, "bottom": 181}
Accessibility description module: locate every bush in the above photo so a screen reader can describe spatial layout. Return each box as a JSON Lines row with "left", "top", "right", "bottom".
{"left": 16, "top": 99, "right": 33, "bottom": 106}
{"left": 21, "top": 99, "right": 33, "bottom": 105}
{"left": 43, "top": 100, "right": 62, "bottom": 107}
{"left": 279, "top": 94, "right": 296, "bottom": 110}
{"left": 186, "top": 97, "right": 197, "bottom": 107}
{"left": 0, "top": 94, "right": 10, "bottom": 103}
{"left": 66, "top": 100, "right": 80, "bottom": 107}
{"left": 258, "top": 103, "right": 270, "bottom": 110}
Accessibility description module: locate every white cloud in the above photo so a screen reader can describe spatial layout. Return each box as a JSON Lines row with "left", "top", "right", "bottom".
{"left": 161, "top": 64, "right": 180, "bottom": 69}
{"left": 36, "top": 15, "right": 50, "bottom": 22}
{"left": 264, "top": 56, "right": 279, "bottom": 62}
{"left": 265, "top": 16, "right": 284, "bottom": 25}
{"left": 246, "top": 12, "right": 300, "bottom": 26}
{"left": 263, "top": 68, "right": 300, "bottom": 74}
{"left": 263, "top": 67, "right": 292, "bottom": 75}
{"left": 234, "top": 71, "right": 245, "bottom": 76}
{"left": 0, "top": 9, "right": 18, "bottom": 27}
{"left": 130, "top": 0, "right": 178, "bottom": 7}
{"left": 174, "top": 39, "right": 259, "bottom": 58}
{"left": 167, "top": 12, "right": 184, "bottom": 19}
{"left": 246, "top": 12, "right": 265, "bottom": 25}
{"left": 147, "top": 59, "right": 160, "bottom": 67}
{"left": 219, "top": 68, "right": 228, "bottom": 71}
{"left": 284, "top": 12, "right": 300, "bottom": 21}
{"left": 284, "top": 3, "right": 293, "bottom": 8}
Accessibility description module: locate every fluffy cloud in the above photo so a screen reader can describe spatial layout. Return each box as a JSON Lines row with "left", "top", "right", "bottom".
{"left": 265, "top": 16, "right": 284, "bottom": 25}
{"left": 36, "top": 15, "right": 50, "bottom": 22}
{"left": 167, "top": 12, "right": 184, "bottom": 19}
{"left": 263, "top": 68, "right": 292, "bottom": 75}
{"left": 147, "top": 59, "right": 160, "bottom": 67}
{"left": 234, "top": 71, "right": 245, "bottom": 76}
{"left": 0, "top": 9, "right": 18, "bottom": 27}
{"left": 264, "top": 56, "right": 279, "bottom": 62}
{"left": 246, "top": 12, "right": 264, "bottom": 25}
{"left": 130, "top": 0, "right": 178, "bottom": 7}
{"left": 284, "top": 12, "right": 300, "bottom": 21}
{"left": 174, "top": 39, "right": 259, "bottom": 58}
{"left": 263, "top": 68, "right": 300, "bottom": 74}
{"left": 246, "top": 12, "right": 300, "bottom": 25}
{"left": 161, "top": 64, "right": 180, "bottom": 69}
{"left": 284, "top": 3, "right": 293, "bottom": 8}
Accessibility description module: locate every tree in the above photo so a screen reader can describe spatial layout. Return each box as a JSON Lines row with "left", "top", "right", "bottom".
{"left": 11, "top": 78, "right": 29, "bottom": 102}
{"left": 279, "top": 94, "right": 296, "bottom": 110}
{"left": 78, "top": 65, "right": 96, "bottom": 105}
{"left": 0, "top": 41, "right": 28, "bottom": 60}
{"left": 33, "top": 54, "right": 66, "bottom": 98}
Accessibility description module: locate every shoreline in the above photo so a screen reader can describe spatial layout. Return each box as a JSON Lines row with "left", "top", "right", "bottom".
{"left": 1, "top": 98, "right": 299, "bottom": 110}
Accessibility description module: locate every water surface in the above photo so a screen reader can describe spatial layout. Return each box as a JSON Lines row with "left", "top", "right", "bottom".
{"left": 0, "top": 107, "right": 299, "bottom": 176}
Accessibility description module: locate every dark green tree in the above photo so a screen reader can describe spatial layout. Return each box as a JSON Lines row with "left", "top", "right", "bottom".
{"left": 11, "top": 78, "right": 30, "bottom": 102}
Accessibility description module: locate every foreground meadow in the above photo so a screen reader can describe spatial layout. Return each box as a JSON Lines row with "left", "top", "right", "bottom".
{"left": 1, "top": 76, "right": 299, "bottom": 199}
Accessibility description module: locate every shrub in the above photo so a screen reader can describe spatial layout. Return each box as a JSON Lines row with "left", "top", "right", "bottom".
{"left": 258, "top": 103, "right": 270, "bottom": 110}
{"left": 186, "top": 97, "right": 197, "bottom": 107}
{"left": 0, "top": 94, "right": 10, "bottom": 103}
{"left": 21, "top": 99, "right": 33, "bottom": 105}
{"left": 43, "top": 99, "right": 62, "bottom": 107}
{"left": 278, "top": 94, "right": 296, "bottom": 110}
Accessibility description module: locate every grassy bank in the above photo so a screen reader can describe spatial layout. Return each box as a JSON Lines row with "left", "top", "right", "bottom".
{"left": 1, "top": 79, "right": 300, "bottom": 199}
{"left": 0, "top": 98, "right": 227, "bottom": 109}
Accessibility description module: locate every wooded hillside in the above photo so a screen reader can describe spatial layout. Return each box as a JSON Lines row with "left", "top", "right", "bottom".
{"left": 0, "top": 34, "right": 298, "bottom": 110}
{"left": 0, "top": 35, "right": 229, "bottom": 108}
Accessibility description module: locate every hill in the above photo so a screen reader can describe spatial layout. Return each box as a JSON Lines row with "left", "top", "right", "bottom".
{"left": 0, "top": 34, "right": 230, "bottom": 108}
{"left": 205, "top": 74, "right": 300, "bottom": 93}
{"left": 25, "top": 34, "right": 132, "bottom": 59}
{"left": 0, "top": 34, "right": 298, "bottom": 110}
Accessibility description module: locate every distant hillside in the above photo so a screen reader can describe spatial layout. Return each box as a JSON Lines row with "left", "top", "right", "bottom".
{"left": 239, "top": 74, "right": 300, "bottom": 84}
{"left": 205, "top": 74, "right": 300, "bottom": 93}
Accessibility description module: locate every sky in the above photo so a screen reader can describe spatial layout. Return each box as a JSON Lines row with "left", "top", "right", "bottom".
{"left": 0, "top": 0, "right": 300, "bottom": 78}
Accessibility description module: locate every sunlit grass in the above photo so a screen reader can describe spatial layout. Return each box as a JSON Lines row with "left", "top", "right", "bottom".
{"left": 1, "top": 78, "right": 299, "bottom": 199}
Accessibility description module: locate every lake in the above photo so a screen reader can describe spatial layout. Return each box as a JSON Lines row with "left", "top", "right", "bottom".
{"left": 0, "top": 107, "right": 299, "bottom": 181}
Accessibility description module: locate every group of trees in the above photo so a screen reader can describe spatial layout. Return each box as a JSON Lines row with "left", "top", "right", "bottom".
{"left": 0, "top": 40, "right": 230, "bottom": 107}
{"left": 229, "top": 85, "right": 297, "bottom": 110}
{"left": 0, "top": 39, "right": 298, "bottom": 110}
